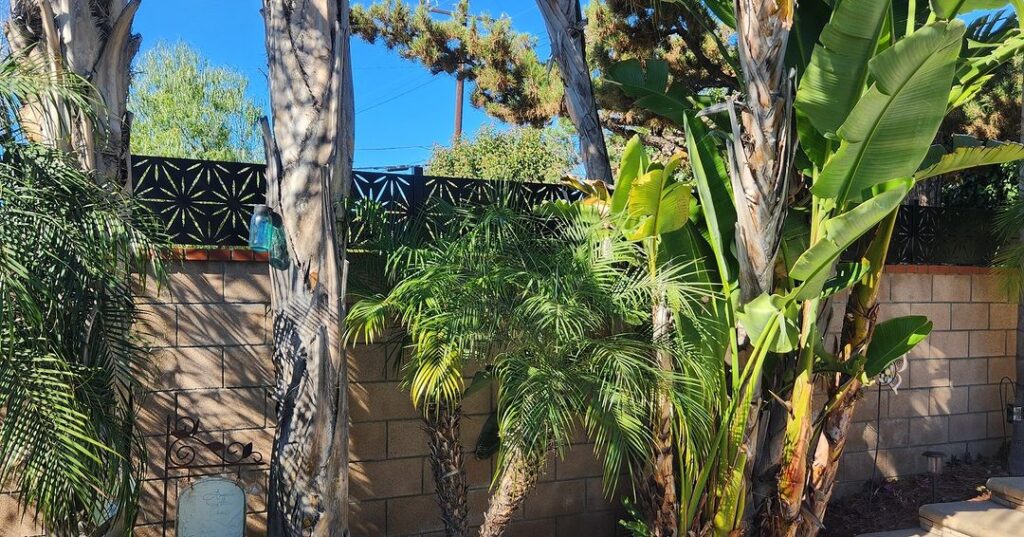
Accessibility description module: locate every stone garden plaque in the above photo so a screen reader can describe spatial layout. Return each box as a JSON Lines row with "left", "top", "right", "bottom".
{"left": 177, "top": 477, "right": 246, "bottom": 537}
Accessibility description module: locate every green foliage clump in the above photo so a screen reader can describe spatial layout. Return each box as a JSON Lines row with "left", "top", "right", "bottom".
{"left": 0, "top": 143, "right": 166, "bottom": 534}
{"left": 426, "top": 124, "right": 579, "bottom": 182}
{"left": 129, "top": 41, "right": 263, "bottom": 163}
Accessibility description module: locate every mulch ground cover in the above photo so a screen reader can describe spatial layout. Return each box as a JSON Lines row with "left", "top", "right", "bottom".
{"left": 821, "top": 453, "right": 1008, "bottom": 537}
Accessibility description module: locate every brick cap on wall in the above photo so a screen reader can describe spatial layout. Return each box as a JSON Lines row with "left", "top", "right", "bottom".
{"left": 170, "top": 248, "right": 999, "bottom": 274}
{"left": 168, "top": 247, "right": 270, "bottom": 262}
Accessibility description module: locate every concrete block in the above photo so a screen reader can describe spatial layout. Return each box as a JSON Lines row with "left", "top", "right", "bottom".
{"left": 968, "top": 384, "right": 1002, "bottom": 413}
{"left": 167, "top": 262, "right": 224, "bottom": 303}
{"left": 890, "top": 273, "right": 932, "bottom": 303}
{"left": 349, "top": 421, "right": 387, "bottom": 462}
{"left": 176, "top": 388, "right": 266, "bottom": 430}
{"left": 973, "top": 274, "right": 1009, "bottom": 303}
{"left": 224, "top": 262, "right": 270, "bottom": 303}
{"left": 911, "top": 302, "right": 950, "bottom": 331}
{"left": 933, "top": 274, "right": 972, "bottom": 302}
{"left": 223, "top": 345, "right": 274, "bottom": 388}
{"left": 929, "top": 386, "right": 969, "bottom": 415}
{"left": 949, "top": 359, "right": 989, "bottom": 386}
{"left": 176, "top": 303, "right": 267, "bottom": 346}
{"left": 135, "top": 304, "right": 177, "bottom": 347}
{"left": 909, "top": 359, "right": 949, "bottom": 388}
{"left": 152, "top": 346, "right": 222, "bottom": 390}
{"left": 948, "top": 413, "right": 987, "bottom": 442}
{"left": 951, "top": 303, "right": 989, "bottom": 330}
{"left": 990, "top": 303, "right": 1018, "bottom": 330}
{"left": 888, "top": 389, "right": 931, "bottom": 417}
{"left": 930, "top": 331, "right": 969, "bottom": 359}
{"left": 988, "top": 357, "right": 1015, "bottom": 384}
{"left": 385, "top": 494, "right": 441, "bottom": 535}
{"left": 910, "top": 415, "right": 948, "bottom": 445}
{"left": 387, "top": 419, "right": 429, "bottom": 458}
{"left": 350, "top": 458, "right": 423, "bottom": 500}
{"left": 523, "top": 480, "right": 586, "bottom": 519}
{"left": 349, "top": 382, "right": 421, "bottom": 422}
{"left": 969, "top": 330, "right": 1007, "bottom": 358}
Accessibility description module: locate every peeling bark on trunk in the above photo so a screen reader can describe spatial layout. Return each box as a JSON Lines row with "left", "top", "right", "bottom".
{"left": 5, "top": 0, "right": 141, "bottom": 190}
{"left": 425, "top": 405, "right": 469, "bottom": 537}
{"left": 261, "top": 1, "right": 353, "bottom": 536}
{"left": 479, "top": 449, "right": 543, "bottom": 537}
{"left": 729, "top": 0, "right": 794, "bottom": 303}
{"left": 536, "top": 0, "right": 612, "bottom": 184}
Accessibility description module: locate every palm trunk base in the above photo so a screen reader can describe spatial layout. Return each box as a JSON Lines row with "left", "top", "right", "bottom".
{"left": 425, "top": 405, "right": 469, "bottom": 537}
{"left": 479, "top": 450, "right": 542, "bottom": 537}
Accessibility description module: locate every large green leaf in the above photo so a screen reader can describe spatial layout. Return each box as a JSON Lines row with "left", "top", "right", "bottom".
{"left": 915, "top": 140, "right": 1024, "bottom": 180}
{"left": 795, "top": 0, "right": 891, "bottom": 136}
{"left": 790, "top": 186, "right": 908, "bottom": 296}
{"left": 611, "top": 135, "right": 649, "bottom": 214}
{"left": 605, "top": 59, "right": 691, "bottom": 126}
{"left": 949, "top": 30, "right": 1024, "bottom": 109}
{"left": 683, "top": 112, "right": 736, "bottom": 283}
{"left": 812, "top": 21, "right": 966, "bottom": 204}
{"left": 736, "top": 293, "right": 800, "bottom": 353}
{"left": 623, "top": 169, "right": 691, "bottom": 240}
{"left": 864, "top": 315, "right": 933, "bottom": 377}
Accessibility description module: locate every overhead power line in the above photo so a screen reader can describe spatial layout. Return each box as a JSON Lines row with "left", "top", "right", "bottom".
{"left": 356, "top": 77, "right": 441, "bottom": 115}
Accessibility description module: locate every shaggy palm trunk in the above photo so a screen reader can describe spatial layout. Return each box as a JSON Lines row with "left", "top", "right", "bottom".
{"left": 536, "top": 0, "right": 612, "bottom": 183}
{"left": 797, "top": 211, "right": 898, "bottom": 536}
{"left": 647, "top": 299, "right": 678, "bottom": 536}
{"left": 425, "top": 405, "right": 469, "bottom": 537}
{"left": 261, "top": 1, "right": 354, "bottom": 536}
{"left": 5, "top": 0, "right": 140, "bottom": 189}
{"left": 479, "top": 449, "right": 542, "bottom": 537}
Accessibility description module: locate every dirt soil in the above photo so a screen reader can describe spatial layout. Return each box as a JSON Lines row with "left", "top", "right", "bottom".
{"left": 820, "top": 454, "right": 1008, "bottom": 537}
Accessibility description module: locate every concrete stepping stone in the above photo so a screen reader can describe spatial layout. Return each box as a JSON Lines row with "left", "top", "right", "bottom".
{"left": 855, "top": 528, "right": 933, "bottom": 537}
{"left": 988, "top": 477, "right": 1024, "bottom": 510}
{"left": 919, "top": 500, "right": 1024, "bottom": 537}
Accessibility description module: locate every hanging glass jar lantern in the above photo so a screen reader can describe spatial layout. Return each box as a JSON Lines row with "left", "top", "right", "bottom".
{"left": 248, "top": 205, "right": 274, "bottom": 252}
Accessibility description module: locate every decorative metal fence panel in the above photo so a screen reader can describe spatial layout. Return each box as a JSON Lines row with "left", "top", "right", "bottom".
{"left": 134, "top": 155, "right": 582, "bottom": 248}
{"left": 134, "top": 155, "right": 996, "bottom": 266}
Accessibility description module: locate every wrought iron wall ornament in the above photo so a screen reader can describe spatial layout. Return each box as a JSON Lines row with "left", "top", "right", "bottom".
{"left": 159, "top": 411, "right": 265, "bottom": 537}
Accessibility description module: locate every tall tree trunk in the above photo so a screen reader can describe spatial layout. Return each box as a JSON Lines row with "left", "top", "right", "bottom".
{"left": 645, "top": 299, "right": 678, "bottom": 537}
{"left": 479, "top": 449, "right": 543, "bottom": 537}
{"left": 5, "top": 0, "right": 141, "bottom": 190}
{"left": 728, "top": 0, "right": 794, "bottom": 531}
{"left": 261, "top": 1, "right": 353, "bottom": 536}
{"left": 798, "top": 210, "right": 897, "bottom": 536}
{"left": 425, "top": 404, "right": 469, "bottom": 537}
{"left": 729, "top": 0, "right": 793, "bottom": 303}
{"left": 536, "top": 0, "right": 612, "bottom": 184}
{"left": 1009, "top": 52, "right": 1024, "bottom": 478}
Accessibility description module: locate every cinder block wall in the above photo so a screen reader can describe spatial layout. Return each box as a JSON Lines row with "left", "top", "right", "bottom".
{"left": 828, "top": 267, "right": 1018, "bottom": 498}
{"left": 1, "top": 259, "right": 1016, "bottom": 536}
{"left": 130, "top": 256, "right": 622, "bottom": 537}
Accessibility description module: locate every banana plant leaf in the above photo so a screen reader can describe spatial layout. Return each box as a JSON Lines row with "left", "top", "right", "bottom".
{"left": 683, "top": 112, "right": 737, "bottom": 284}
{"left": 812, "top": 21, "right": 966, "bottom": 204}
{"left": 864, "top": 315, "right": 933, "bottom": 377}
{"left": 795, "top": 0, "right": 891, "bottom": 137}
{"left": 930, "top": 0, "right": 1021, "bottom": 21}
{"left": 605, "top": 59, "right": 691, "bottom": 126}
{"left": 611, "top": 135, "right": 649, "bottom": 216}
{"left": 790, "top": 186, "right": 908, "bottom": 298}
{"left": 624, "top": 169, "right": 691, "bottom": 240}
{"left": 915, "top": 140, "right": 1024, "bottom": 180}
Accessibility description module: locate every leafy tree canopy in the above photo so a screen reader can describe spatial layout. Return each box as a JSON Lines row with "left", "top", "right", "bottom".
{"left": 129, "top": 41, "right": 263, "bottom": 163}
{"left": 426, "top": 124, "right": 578, "bottom": 182}
{"left": 351, "top": 0, "right": 735, "bottom": 154}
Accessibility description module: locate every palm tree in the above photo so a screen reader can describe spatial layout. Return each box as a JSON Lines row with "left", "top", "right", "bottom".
{"left": 347, "top": 187, "right": 712, "bottom": 537}
{"left": 0, "top": 50, "right": 166, "bottom": 537}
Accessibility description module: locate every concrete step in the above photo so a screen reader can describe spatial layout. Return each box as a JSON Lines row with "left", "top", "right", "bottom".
{"left": 988, "top": 477, "right": 1024, "bottom": 510}
{"left": 919, "top": 500, "right": 1024, "bottom": 537}
{"left": 855, "top": 529, "right": 933, "bottom": 537}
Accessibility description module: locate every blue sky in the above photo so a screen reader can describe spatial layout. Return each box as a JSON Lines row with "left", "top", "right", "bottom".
{"left": 133, "top": 1, "right": 552, "bottom": 169}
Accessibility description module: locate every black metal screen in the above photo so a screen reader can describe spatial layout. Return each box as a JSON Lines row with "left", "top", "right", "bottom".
{"left": 134, "top": 155, "right": 582, "bottom": 248}
{"left": 134, "top": 154, "right": 996, "bottom": 266}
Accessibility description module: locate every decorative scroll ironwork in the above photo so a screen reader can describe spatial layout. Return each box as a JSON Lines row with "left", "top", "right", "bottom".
{"left": 134, "top": 155, "right": 996, "bottom": 266}
{"left": 160, "top": 411, "right": 265, "bottom": 537}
